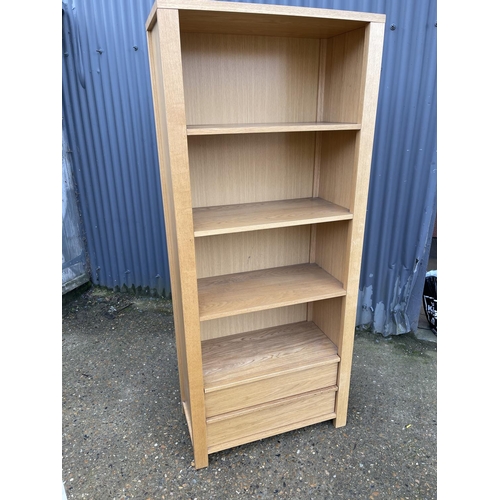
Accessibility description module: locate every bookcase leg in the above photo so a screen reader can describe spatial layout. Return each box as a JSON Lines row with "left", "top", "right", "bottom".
{"left": 334, "top": 414, "right": 347, "bottom": 428}
{"left": 193, "top": 450, "right": 209, "bottom": 470}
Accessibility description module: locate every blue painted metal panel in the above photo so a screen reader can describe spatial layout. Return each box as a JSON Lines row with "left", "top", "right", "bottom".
{"left": 62, "top": 0, "right": 437, "bottom": 333}
{"left": 62, "top": 0, "right": 169, "bottom": 296}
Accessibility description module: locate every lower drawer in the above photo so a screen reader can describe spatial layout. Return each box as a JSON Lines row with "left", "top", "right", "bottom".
{"left": 205, "top": 361, "right": 338, "bottom": 417}
{"left": 206, "top": 386, "right": 337, "bottom": 454}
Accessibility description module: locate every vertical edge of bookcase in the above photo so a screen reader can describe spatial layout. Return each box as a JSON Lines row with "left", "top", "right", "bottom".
{"left": 147, "top": 7, "right": 208, "bottom": 468}
{"left": 333, "top": 21, "right": 385, "bottom": 428}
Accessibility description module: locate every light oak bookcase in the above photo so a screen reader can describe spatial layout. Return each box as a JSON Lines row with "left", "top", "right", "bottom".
{"left": 146, "top": 0, "right": 385, "bottom": 469}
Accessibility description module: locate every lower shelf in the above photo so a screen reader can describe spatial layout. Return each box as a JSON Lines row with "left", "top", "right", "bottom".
{"left": 206, "top": 386, "right": 337, "bottom": 454}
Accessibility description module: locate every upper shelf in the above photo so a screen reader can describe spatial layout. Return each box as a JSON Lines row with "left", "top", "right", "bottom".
{"left": 186, "top": 122, "right": 361, "bottom": 136}
{"left": 193, "top": 197, "right": 353, "bottom": 237}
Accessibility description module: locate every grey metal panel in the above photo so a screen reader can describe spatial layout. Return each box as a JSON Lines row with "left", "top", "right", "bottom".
{"left": 62, "top": 0, "right": 170, "bottom": 296}
{"left": 62, "top": 0, "right": 437, "bottom": 334}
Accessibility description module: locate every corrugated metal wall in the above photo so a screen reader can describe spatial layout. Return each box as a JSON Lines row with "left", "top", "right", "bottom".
{"left": 62, "top": 0, "right": 437, "bottom": 334}
{"left": 62, "top": 0, "right": 169, "bottom": 296}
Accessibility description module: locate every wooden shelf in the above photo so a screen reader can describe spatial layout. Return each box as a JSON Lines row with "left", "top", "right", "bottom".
{"left": 197, "top": 263, "right": 345, "bottom": 321}
{"left": 186, "top": 122, "right": 361, "bottom": 136}
{"left": 193, "top": 197, "right": 353, "bottom": 237}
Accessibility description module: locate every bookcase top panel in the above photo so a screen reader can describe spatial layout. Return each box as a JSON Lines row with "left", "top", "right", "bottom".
{"left": 148, "top": 0, "right": 385, "bottom": 37}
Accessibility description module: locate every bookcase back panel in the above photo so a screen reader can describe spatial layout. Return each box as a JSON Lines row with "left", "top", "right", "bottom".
{"left": 200, "top": 304, "right": 308, "bottom": 341}
{"left": 312, "top": 297, "right": 344, "bottom": 348}
{"left": 195, "top": 226, "right": 311, "bottom": 279}
{"left": 181, "top": 33, "right": 320, "bottom": 125}
{"left": 188, "top": 133, "right": 315, "bottom": 208}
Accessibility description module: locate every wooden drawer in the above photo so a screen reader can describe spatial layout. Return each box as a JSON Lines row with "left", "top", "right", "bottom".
{"left": 202, "top": 321, "right": 340, "bottom": 417}
{"left": 205, "top": 361, "right": 338, "bottom": 417}
{"left": 206, "top": 386, "right": 337, "bottom": 453}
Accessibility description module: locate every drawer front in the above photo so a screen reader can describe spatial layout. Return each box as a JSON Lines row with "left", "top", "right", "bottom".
{"left": 206, "top": 386, "right": 337, "bottom": 453}
{"left": 205, "top": 361, "right": 338, "bottom": 417}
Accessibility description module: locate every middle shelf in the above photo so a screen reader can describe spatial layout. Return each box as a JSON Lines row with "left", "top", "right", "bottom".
{"left": 186, "top": 122, "right": 362, "bottom": 136}
{"left": 193, "top": 197, "right": 353, "bottom": 237}
{"left": 197, "top": 263, "right": 346, "bottom": 321}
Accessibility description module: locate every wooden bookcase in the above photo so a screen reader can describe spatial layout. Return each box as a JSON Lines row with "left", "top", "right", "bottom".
{"left": 146, "top": 0, "right": 385, "bottom": 469}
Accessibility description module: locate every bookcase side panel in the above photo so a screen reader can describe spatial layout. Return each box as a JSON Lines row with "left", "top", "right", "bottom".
{"left": 147, "top": 21, "right": 191, "bottom": 415}
{"left": 318, "top": 130, "right": 357, "bottom": 211}
{"left": 311, "top": 296, "right": 344, "bottom": 425}
{"left": 322, "top": 27, "right": 366, "bottom": 123}
{"left": 314, "top": 221, "right": 350, "bottom": 285}
{"left": 151, "top": 8, "right": 208, "bottom": 468}
{"left": 333, "top": 22, "right": 385, "bottom": 428}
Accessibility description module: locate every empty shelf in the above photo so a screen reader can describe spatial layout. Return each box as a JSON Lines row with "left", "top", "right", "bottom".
{"left": 186, "top": 122, "right": 362, "bottom": 136}
{"left": 193, "top": 197, "right": 353, "bottom": 237}
{"left": 197, "top": 263, "right": 345, "bottom": 321}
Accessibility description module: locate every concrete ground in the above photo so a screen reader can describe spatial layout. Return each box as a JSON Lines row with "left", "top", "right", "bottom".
{"left": 62, "top": 285, "right": 436, "bottom": 500}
